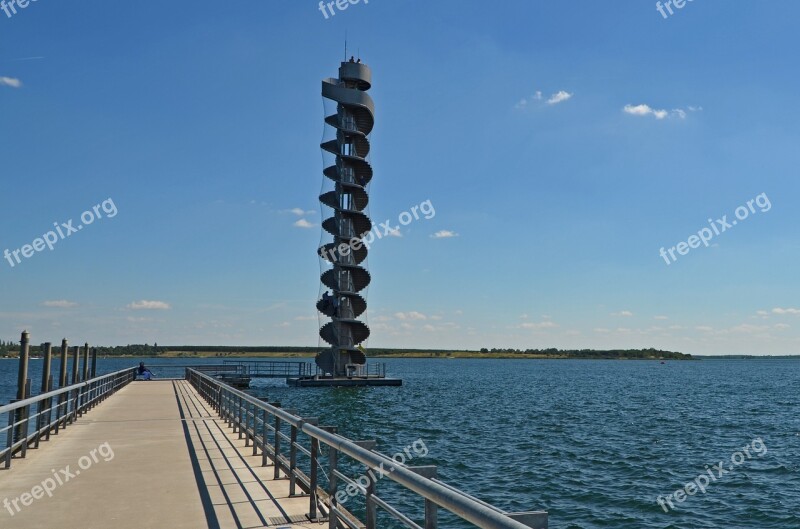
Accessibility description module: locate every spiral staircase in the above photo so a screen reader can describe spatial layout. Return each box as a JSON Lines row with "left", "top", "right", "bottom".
{"left": 315, "top": 60, "right": 375, "bottom": 377}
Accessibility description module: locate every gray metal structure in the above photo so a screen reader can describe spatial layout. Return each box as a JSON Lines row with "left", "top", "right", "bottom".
{"left": 316, "top": 59, "right": 375, "bottom": 377}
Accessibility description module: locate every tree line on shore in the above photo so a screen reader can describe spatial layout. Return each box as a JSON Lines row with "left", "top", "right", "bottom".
{"left": 0, "top": 341, "right": 691, "bottom": 360}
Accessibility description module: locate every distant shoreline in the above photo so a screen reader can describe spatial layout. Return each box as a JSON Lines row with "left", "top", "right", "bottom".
{"left": 2, "top": 349, "right": 798, "bottom": 360}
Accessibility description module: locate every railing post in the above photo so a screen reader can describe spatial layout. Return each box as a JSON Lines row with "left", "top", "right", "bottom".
{"left": 409, "top": 466, "right": 439, "bottom": 529}
{"left": 5, "top": 412, "right": 14, "bottom": 468}
{"left": 289, "top": 424, "right": 298, "bottom": 495}
{"left": 327, "top": 426, "right": 339, "bottom": 529}
{"left": 91, "top": 347, "right": 97, "bottom": 378}
{"left": 366, "top": 472, "right": 377, "bottom": 529}
{"left": 245, "top": 401, "right": 252, "bottom": 448}
{"left": 245, "top": 404, "right": 258, "bottom": 456}
{"left": 45, "top": 374, "right": 54, "bottom": 441}
{"left": 236, "top": 396, "right": 243, "bottom": 437}
{"left": 272, "top": 403, "right": 282, "bottom": 479}
{"left": 261, "top": 409, "right": 268, "bottom": 467}
{"left": 309, "top": 437, "right": 320, "bottom": 521}
{"left": 20, "top": 379, "right": 31, "bottom": 458}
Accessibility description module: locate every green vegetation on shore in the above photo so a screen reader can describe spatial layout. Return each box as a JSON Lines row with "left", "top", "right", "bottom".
{"left": 0, "top": 342, "right": 692, "bottom": 360}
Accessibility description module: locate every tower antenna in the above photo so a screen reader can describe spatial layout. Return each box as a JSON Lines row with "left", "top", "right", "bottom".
{"left": 344, "top": 31, "right": 348, "bottom": 61}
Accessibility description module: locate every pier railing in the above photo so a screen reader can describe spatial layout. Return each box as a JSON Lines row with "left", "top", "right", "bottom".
{"left": 186, "top": 368, "right": 547, "bottom": 529}
{"left": 220, "top": 359, "right": 388, "bottom": 379}
{"left": 222, "top": 359, "right": 315, "bottom": 378}
{"left": 0, "top": 367, "right": 136, "bottom": 469}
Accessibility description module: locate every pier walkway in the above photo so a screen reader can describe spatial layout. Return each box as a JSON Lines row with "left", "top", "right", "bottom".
{"left": 0, "top": 380, "right": 309, "bottom": 528}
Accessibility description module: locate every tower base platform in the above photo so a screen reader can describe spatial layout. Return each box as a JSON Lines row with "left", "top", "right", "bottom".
{"left": 286, "top": 376, "right": 402, "bottom": 387}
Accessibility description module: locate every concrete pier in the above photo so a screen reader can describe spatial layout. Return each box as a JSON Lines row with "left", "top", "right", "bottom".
{"left": 0, "top": 381, "right": 311, "bottom": 528}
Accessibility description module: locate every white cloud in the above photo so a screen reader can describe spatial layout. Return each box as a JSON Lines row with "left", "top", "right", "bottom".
{"left": 516, "top": 90, "right": 571, "bottom": 110}
{"left": 623, "top": 104, "right": 691, "bottom": 120}
{"left": 42, "top": 300, "right": 77, "bottom": 308}
{"left": 774, "top": 323, "right": 791, "bottom": 330}
{"left": 695, "top": 325, "right": 714, "bottom": 332}
{"left": 520, "top": 321, "right": 558, "bottom": 329}
{"left": 293, "top": 218, "right": 315, "bottom": 229}
{"left": 127, "top": 300, "right": 171, "bottom": 310}
{"left": 431, "top": 230, "right": 458, "bottom": 239}
{"left": 729, "top": 324, "right": 771, "bottom": 334}
{"left": 282, "top": 208, "right": 316, "bottom": 216}
{"left": 395, "top": 311, "right": 427, "bottom": 321}
{"left": 547, "top": 91, "right": 573, "bottom": 105}
{"left": 654, "top": 315, "right": 669, "bottom": 320}
{"left": 612, "top": 310, "right": 634, "bottom": 317}
{"left": 0, "top": 77, "right": 22, "bottom": 88}
{"left": 772, "top": 307, "right": 800, "bottom": 315}
{"left": 623, "top": 104, "right": 667, "bottom": 119}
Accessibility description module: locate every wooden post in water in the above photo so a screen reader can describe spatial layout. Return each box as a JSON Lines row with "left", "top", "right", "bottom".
{"left": 14, "top": 331, "right": 31, "bottom": 447}
{"left": 91, "top": 347, "right": 98, "bottom": 378}
{"left": 41, "top": 342, "right": 53, "bottom": 393}
{"left": 82, "top": 343, "right": 90, "bottom": 382}
{"left": 57, "top": 339, "right": 68, "bottom": 431}
{"left": 71, "top": 346, "right": 80, "bottom": 383}
{"left": 59, "top": 339, "right": 69, "bottom": 387}
{"left": 16, "top": 330, "right": 30, "bottom": 400}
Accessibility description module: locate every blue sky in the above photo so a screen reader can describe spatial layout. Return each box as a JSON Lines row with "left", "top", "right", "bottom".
{"left": 1, "top": 0, "right": 799, "bottom": 354}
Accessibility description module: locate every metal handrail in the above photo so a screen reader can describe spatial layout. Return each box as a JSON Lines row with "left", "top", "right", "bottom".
{"left": 186, "top": 368, "right": 546, "bottom": 529}
{"left": 1, "top": 367, "right": 136, "bottom": 469}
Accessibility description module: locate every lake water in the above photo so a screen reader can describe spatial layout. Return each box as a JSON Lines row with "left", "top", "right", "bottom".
{"left": 1, "top": 357, "right": 798, "bottom": 528}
